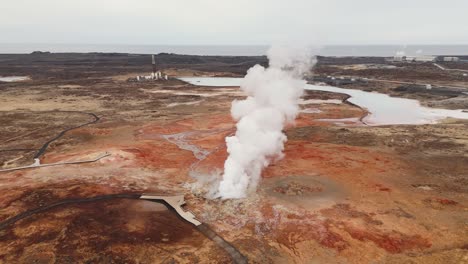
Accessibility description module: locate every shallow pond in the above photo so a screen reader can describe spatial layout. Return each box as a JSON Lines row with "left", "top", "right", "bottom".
{"left": 179, "top": 77, "right": 468, "bottom": 125}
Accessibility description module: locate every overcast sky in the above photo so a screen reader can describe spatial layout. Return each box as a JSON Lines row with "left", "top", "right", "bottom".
{"left": 1, "top": 0, "right": 467, "bottom": 45}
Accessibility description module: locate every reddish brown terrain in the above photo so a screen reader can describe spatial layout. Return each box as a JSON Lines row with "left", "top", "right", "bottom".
{"left": 0, "top": 53, "right": 467, "bottom": 263}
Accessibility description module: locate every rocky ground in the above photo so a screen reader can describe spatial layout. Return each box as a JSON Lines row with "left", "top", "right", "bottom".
{"left": 0, "top": 53, "right": 467, "bottom": 263}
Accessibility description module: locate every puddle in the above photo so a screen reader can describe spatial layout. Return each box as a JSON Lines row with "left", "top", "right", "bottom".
{"left": 179, "top": 77, "right": 468, "bottom": 125}
{"left": 306, "top": 85, "right": 468, "bottom": 125}
{"left": 0, "top": 76, "right": 30, "bottom": 82}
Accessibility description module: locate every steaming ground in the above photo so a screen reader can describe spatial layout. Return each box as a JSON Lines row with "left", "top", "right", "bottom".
{"left": 0, "top": 53, "right": 467, "bottom": 263}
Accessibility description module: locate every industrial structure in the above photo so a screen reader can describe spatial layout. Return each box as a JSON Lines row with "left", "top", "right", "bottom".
{"left": 439, "top": 56, "right": 460, "bottom": 62}
{"left": 130, "top": 54, "right": 169, "bottom": 82}
{"left": 391, "top": 55, "right": 468, "bottom": 63}
{"left": 391, "top": 55, "right": 436, "bottom": 62}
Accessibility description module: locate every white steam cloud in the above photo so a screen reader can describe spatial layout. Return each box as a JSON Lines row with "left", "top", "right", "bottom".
{"left": 215, "top": 46, "right": 315, "bottom": 199}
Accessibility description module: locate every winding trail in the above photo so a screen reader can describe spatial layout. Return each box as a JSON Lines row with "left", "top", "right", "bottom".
{"left": 0, "top": 193, "right": 248, "bottom": 263}
{"left": 0, "top": 193, "right": 140, "bottom": 230}
{"left": 158, "top": 130, "right": 249, "bottom": 262}
{"left": 33, "top": 111, "right": 100, "bottom": 159}
{"left": 0, "top": 111, "right": 102, "bottom": 172}
{"left": 0, "top": 152, "right": 110, "bottom": 172}
{"left": 433, "top": 62, "right": 468, "bottom": 73}
{"left": 0, "top": 111, "right": 99, "bottom": 158}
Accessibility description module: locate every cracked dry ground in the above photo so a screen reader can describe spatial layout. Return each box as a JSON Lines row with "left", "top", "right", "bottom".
{"left": 0, "top": 73, "right": 467, "bottom": 263}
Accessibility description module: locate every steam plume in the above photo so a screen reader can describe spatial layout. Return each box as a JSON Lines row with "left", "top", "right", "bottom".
{"left": 216, "top": 46, "right": 314, "bottom": 199}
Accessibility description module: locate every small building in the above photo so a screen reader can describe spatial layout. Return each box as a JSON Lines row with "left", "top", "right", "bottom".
{"left": 392, "top": 55, "right": 436, "bottom": 63}
{"left": 436, "top": 56, "right": 461, "bottom": 62}
{"left": 414, "top": 56, "right": 436, "bottom": 62}
{"left": 442, "top": 56, "right": 460, "bottom": 62}
{"left": 393, "top": 55, "right": 406, "bottom": 62}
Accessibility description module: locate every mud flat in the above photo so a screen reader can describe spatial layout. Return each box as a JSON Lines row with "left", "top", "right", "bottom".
{"left": 0, "top": 53, "right": 467, "bottom": 263}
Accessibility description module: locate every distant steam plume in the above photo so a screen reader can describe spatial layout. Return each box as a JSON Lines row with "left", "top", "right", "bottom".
{"left": 215, "top": 46, "right": 315, "bottom": 199}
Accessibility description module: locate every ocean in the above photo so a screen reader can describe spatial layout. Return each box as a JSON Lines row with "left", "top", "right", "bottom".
{"left": 0, "top": 43, "right": 467, "bottom": 57}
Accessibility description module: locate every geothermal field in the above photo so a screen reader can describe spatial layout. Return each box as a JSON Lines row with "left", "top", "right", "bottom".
{"left": 0, "top": 51, "right": 468, "bottom": 263}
